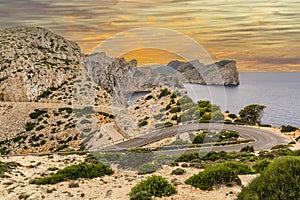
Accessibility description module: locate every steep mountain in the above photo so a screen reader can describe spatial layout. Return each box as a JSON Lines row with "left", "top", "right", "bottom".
{"left": 167, "top": 60, "right": 240, "bottom": 86}
{"left": 0, "top": 26, "right": 84, "bottom": 102}
{"left": 0, "top": 27, "right": 111, "bottom": 155}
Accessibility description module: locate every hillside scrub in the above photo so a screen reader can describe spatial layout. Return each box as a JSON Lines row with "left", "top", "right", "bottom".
{"left": 185, "top": 162, "right": 253, "bottom": 190}
{"left": 238, "top": 156, "right": 300, "bottom": 200}
{"left": 130, "top": 176, "right": 177, "bottom": 198}
{"left": 33, "top": 162, "right": 113, "bottom": 185}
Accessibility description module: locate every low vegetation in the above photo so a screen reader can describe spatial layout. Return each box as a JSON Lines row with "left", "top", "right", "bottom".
{"left": 130, "top": 176, "right": 177, "bottom": 199}
{"left": 238, "top": 156, "right": 300, "bottom": 200}
{"left": 33, "top": 162, "right": 113, "bottom": 185}
{"left": 185, "top": 162, "right": 253, "bottom": 190}
{"left": 138, "top": 163, "right": 160, "bottom": 175}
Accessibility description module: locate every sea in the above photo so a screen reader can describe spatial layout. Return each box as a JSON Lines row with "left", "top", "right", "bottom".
{"left": 129, "top": 72, "right": 300, "bottom": 128}
{"left": 185, "top": 72, "right": 300, "bottom": 128}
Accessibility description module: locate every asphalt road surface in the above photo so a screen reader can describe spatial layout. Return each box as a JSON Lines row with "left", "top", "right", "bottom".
{"left": 109, "top": 123, "right": 287, "bottom": 155}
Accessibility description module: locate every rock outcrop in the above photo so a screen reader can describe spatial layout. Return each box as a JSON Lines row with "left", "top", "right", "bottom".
{"left": 167, "top": 60, "right": 239, "bottom": 86}
{"left": 84, "top": 52, "right": 137, "bottom": 94}
{"left": 0, "top": 26, "right": 83, "bottom": 102}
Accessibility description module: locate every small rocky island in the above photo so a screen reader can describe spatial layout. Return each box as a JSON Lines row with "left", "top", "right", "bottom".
{"left": 167, "top": 59, "right": 239, "bottom": 86}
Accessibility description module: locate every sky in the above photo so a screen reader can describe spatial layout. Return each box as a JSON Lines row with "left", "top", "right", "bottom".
{"left": 0, "top": 0, "right": 300, "bottom": 71}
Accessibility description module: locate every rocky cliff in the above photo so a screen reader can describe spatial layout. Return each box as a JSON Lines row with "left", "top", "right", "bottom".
{"left": 84, "top": 52, "right": 138, "bottom": 94}
{"left": 167, "top": 60, "right": 239, "bottom": 86}
{"left": 84, "top": 53, "right": 186, "bottom": 107}
{"left": 0, "top": 26, "right": 83, "bottom": 102}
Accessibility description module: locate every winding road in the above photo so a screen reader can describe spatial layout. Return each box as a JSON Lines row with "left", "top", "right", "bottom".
{"left": 108, "top": 123, "right": 288, "bottom": 155}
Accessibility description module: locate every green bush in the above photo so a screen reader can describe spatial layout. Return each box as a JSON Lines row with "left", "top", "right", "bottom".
{"left": 169, "top": 106, "right": 181, "bottom": 113}
{"left": 29, "top": 109, "right": 47, "bottom": 119}
{"left": 221, "top": 131, "right": 239, "bottom": 140}
{"left": 158, "top": 88, "right": 170, "bottom": 99}
{"left": 170, "top": 93, "right": 177, "bottom": 98}
{"left": 130, "top": 176, "right": 177, "bottom": 198}
{"left": 237, "top": 156, "right": 300, "bottom": 200}
{"left": 138, "top": 120, "right": 148, "bottom": 127}
{"left": 164, "top": 122, "right": 173, "bottom": 127}
{"left": 138, "top": 163, "right": 160, "bottom": 174}
{"left": 130, "top": 191, "right": 152, "bottom": 200}
{"left": 253, "top": 159, "right": 271, "bottom": 173}
{"left": 34, "top": 162, "right": 113, "bottom": 185}
{"left": 185, "top": 162, "right": 244, "bottom": 190}
{"left": 25, "top": 122, "right": 36, "bottom": 131}
{"left": 55, "top": 143, "right": 68, "bottom": 152}
{"left": 221, "top": 162, "right": 254, "bottom": 175}
{"left": 192, "top": 134, "right": 206, "bottom": 144}
{"left": 240, "top": 145, "right": 255, "bottom": 153}
{"left": 281, "top": 125, "right": 298, "bottom": 133}
{"left": 35, "top": 125, "right": 45, "bottom": 131}
{"left": 172, "top": 168, "right": 186, "bottom": 175}
{"left": 198, "top": 100, "right": 210, "bottom": 108}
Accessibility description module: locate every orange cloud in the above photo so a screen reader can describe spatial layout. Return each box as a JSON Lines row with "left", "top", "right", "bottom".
{"left": 120, "top": 48, "right": 187, "bottom": 65}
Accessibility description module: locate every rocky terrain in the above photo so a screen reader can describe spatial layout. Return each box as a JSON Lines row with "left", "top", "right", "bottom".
{"left": 0, "top": 26, "right": 83, "bottom": 102}
{"left": 0, "top": 26, "right": 240, "bottom": 154}
{"left": 167, "top": 60, "right": 239, "bottom": 86}
{"left": 0, "top": 154, "right": 255, "bottom": 200}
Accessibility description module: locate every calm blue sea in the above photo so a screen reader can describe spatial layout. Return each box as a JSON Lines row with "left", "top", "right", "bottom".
{"left": 185, "top": 72, "right": 300, "bottom": 127}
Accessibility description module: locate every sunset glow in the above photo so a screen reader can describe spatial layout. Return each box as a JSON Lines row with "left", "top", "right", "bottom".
{"left": 1, "top": 0, "right": 300, "bottom": 71}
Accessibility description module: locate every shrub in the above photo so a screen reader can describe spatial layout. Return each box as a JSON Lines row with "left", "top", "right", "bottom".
{"left": 170, "top": 93, "right": 177, "bottom": 98}
{"left": 25, "top": 122, "right": 36, "bottom": 131}
{"left": 172, "top": 168, "right": 186, "bottom": 175}
{"left": 221, "top": 162, "right": 254, "bottom": 175}
{"left": 185, "top": 163, "right": 241, "bottom": 190}
{"left": 253, "top": 159, "right": 271, "bottom": 173}
{"left": 145, "top": 95, "right": 153, "bottom": 100}
{"left": 158, "top": 88, "right": 170, "bottom": 99}
{"left": 35, "top": 125, "right": 45, "bottom": 131}
{"left": 228, "top": 114, "right": 237, "bottom": 119}
{"left": 237, "top": 156, "right": 300, "bottom": 200}
{"left": 281, "top": 125, "right": 298, "bottom": 133}
{"left": 240, "top": 145, "right": 255, "bottom": 153}
{"left": 221, "top": 131, "right": 239, "bottom": 140}
{"left": 55, "top": 143, "right": 68, "bottom": 152}
{"left": 34, "top": 162, "right": 113, "bottom": 185}
{"left": 169, "top": 106, "right": 181, "bottom": 113}
{"left": 29, "top": 109, "right": 47, "bottom": 119}
{"left": 164, "top": 122, "right": 173, "bottom": 127}
{"left": 234, "top": 118, "right": 249, "bottom": 125}
{"left": 171, "top": 115, "right": 178, "bottom": 120}
{"left": 271, "top": 144, "right": 289, "bottom": 150}
{"left": 138, "top": 163, "right": 160, "bottom": 174}
{"left": 198, "top": 100, "right": 210, "bottom": 108}
{"left": 130, "top": 176, "right": 177, "bottom": 198}
{"left": 130, "top": 191, "right": 152, "bottom": 200}
{"left": 200, "top": 113, "right": 211, "bottom": 122}
{"left": 175, "top": 152, "right": 200, "bottom": 162}
{"left": 192, "top": 134, "right": 206, "bottom": 144}
{"left": 138, "top": 120, "right": 148, "bottom": 127}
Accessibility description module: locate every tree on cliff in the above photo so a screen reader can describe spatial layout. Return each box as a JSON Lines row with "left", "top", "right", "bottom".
{"left": 239, "top": 104, "right": 266, "bottom": 125}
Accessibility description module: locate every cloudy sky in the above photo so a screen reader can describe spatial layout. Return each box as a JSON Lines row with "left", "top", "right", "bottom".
{"left": 1, "top": 0, "right": 300, "bottom": 71}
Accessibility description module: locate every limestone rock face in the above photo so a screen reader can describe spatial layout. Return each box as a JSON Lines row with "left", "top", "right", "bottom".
{"left": 84, "top": 52, "right": 137, "bottom": 94}
{"left": 0, "top": 26, "right": 83, "bottom": 102}
{"left": 167, "top": 60, "right": 240, "bottom": 86}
